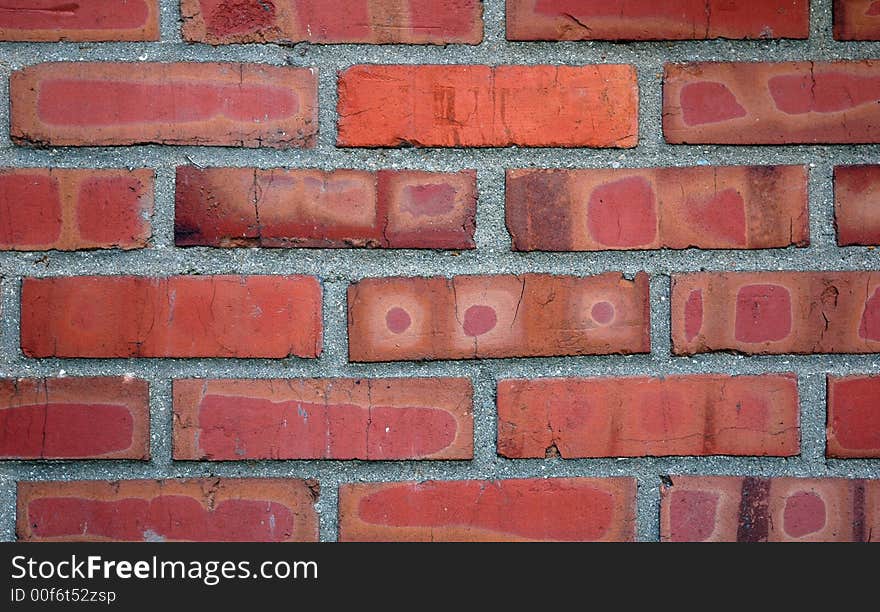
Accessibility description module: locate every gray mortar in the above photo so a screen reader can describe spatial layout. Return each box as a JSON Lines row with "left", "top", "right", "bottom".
{"left": 0, "top": 0, "right": 878, "bottom": 542}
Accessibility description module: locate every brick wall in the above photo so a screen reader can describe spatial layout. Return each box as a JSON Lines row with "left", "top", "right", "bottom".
{"left": 0, "top": 0, "right": 878, "bottom": 542}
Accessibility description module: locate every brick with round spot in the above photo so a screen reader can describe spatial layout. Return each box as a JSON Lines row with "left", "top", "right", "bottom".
{"left": 347, "top": 273, "right": 651, "bottom": 362}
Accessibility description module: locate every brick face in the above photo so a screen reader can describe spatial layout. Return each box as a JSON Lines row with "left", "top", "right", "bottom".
{"left": 671, "top": 272, "right": 880, "bottom": 355}
{"left": 664, "top": 61, "right": 880, "bottom": 144}
{"left": 0, "top": 377, "right": 150, "bottom": 460}
{"left": 0, "top": 168, "right": 153, "bottom": 251}
{"left": 181, "top": 0, "right": 484, "bottom": 44}
{"left": 661, "top": 476, "right": 879, "bottom": 542}
{"left": 173, "top": 378, "right": 474, "bottom": 460}
{"left": 834, "top": 165, "right": 880, "bottom": 246}
{"left": 834, "top": 0, "right": 880, "bottom": 40}
{"left": 17, "top": 479, "right": 320, "bottom": 542}
{"left": 20, "top": 276, "right": 322, "bottom": 358}
{"left": 827, "top": 376, "right": 880, "bottom": 458}
{"left": 339, "top": 478, "right": 637, "bottom": 541}
{"left": 0, "top": 0, "right": 160, "bottom": 41}
{"left": 1, "top": 1, "right": 878, "bottom": 544}
{"left": 507, "top": 0, "right": 810, "bottom": 41}
{"left": 347, "top": 273, "right": 651, "bottom": 361}
{"left": 506, "top": 166, "right": 809, "bottom": 251}
{"left": 337, "top": 64, "right": 638, "bottom": 148}
{"left": 497, "top": 375, "right": 800, "bottom": 458}
{"left": 175, "top": 167, "right": 476, "bottom": 249}
{"left": 11, "top": 63, "right": 318, "bottom": 148}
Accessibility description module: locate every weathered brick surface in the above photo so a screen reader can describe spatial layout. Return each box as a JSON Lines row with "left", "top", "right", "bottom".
{"left": 17, "top": 479, "right": 320, "bottom": 542}
{"left": 671, "top": 272, "right": 880, "bottom": 355}
{"left": 0, "top": 0, "right": 160, "bottom": 41}
{"left": 21, "top": 276, "right": 322, "bottom": 358}
{"left": 181, "top": 0, "right": 483, "bottom": 44}
{"left": 835, "top": 165, "right": 880, "bottom": 246}
{"left": 11, "top": 63, "right": 318, "bottom": 148}
{"left": 339, "top": 478, "right": 637, "bottom": 541}
{"left": 175, "top": 167, "right": 476, "bottom": 249}
{"left": 337, "top": 64, "right": 638, "bottom": 148}
{"left": 173, "top": 378, "right": 473, "bottom": 460}
{"left": 661, "top": 476, "right": 880, "bottom": 542}
{"left": 664, "top": 61, "right": 880, "bottom": 144}
{"left": 348, "top": 273, "right": 651, "bottom": 362}
{"left": 834, "top": 0, "right": 880, "bottom": 40}
{"left": 507, "top": 0, "right": 810, "bottom": 41}
{"left": 497, "top": 375, "right": 799, "bottom": 458}
{"left": 0, "top": 168, "right": 153, "bottom": 251}
{"left": 827, "top": 376, "right": 880, "bottom": 458}
{"left": 0, "top": 377, "right": 149, "bottom": 460}
{"left": 506, "top": 166, "right": 809, "bottom": 251}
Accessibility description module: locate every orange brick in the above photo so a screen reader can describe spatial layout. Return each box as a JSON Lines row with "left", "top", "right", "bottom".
{"left": 337, "top": 64, "right": 638, "bottom": 148}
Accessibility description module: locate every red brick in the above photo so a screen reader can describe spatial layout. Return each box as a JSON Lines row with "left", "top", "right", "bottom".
{"left": 827, "top": 376, "right": 880, "bottom": 458}
{"left": 835, "top": 165, "right": 880, "bottom": 246}
{"left": 497, "top": 375, "right": 799, "bottom": 458}
{"left": 506, "top": 166, "right": 809, "bottom": 251}
{"left": 21, "top": 275, "right": 322, "bottom": 359}
{"left": 507, "top": 0, "right": 809, "bottom": 41}
{"left": 0, "top": 0, "right": 159, "bottom": 41}
{"left": 347, "top": 273, "right": 651, "bottom": 362}
{"left": 0, "top": 377, "right": 149, "bottom": 460}
{"left": 337, "top": 64, "right": 638, "bottom": 148}
{"left": 339, "top": 478, "right": 636, "bottom": 541}
{"left": 11, "top": 63, "right": 317, "bottom": 148}
{"left": 671, "top": 272, "right": 880, "bottom": 355}
{"left": 0, "top": 168, "right": 153, "bottom": 251}
{"left": 17, "top": 479, "right": 319, "bottom": 542}
{"left": 181, "top": 0, "right": 483, "bottom": 44}
{"left": 661, "top": 476, "right": 880, "bottom": 542}
{"left": 834, "top": 0, "right": 880, "bottom": 40}
{"left": 173, "top": 378, "right": 473, "bottom": 460}
{"left": 175, "top": 167, "right": 476, "bottom": 249}
{"left": 664, "top": 61, "right": 880, "bottom": 144}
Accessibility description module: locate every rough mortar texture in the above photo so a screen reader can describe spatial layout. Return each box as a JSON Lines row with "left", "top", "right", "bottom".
{"left": 0, "top": 0, "right": 878, "bottom": 541}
